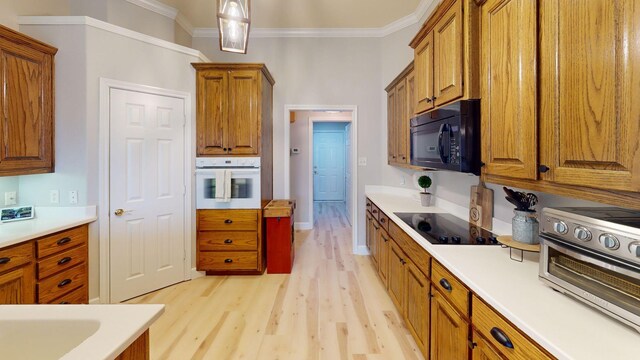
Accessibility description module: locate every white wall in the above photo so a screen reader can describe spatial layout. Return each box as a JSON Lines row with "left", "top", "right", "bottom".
{"left": 106, "top": 0, "right": 175, "bottom": 43}
{"left": 0, "top": 178, "right": 19, "bottom": 203}
{"left": 0, "top": 0, "right": 69, "bottom": 30}
{"left": 18, "top": 20, "right": 202, "bottom": 301}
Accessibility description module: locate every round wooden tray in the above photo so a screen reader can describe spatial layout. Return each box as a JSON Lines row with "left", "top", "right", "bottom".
{"left": 497, "top": 236, "right": 540, "bottom": 252}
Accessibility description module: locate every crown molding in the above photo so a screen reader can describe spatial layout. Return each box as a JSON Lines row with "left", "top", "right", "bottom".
{"left": 125, "top": 0, "right": 178, "bottom": 20}
{"left": 18, "top": 16, "right": 210, "bottom": 62}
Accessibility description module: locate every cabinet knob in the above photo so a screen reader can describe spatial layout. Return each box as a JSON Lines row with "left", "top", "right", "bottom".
{"left": 224, "top": 239, "right": 233, "bottom": 244}
{"left": 439, "top": 278, "right": 453, "bottom": 292}
{"left": 57, "top": 237, "right": 72, "bottom": 245}
{"left": 58, "top": 279, "right": 72, "bottom": 288}
{"left": 490, "top": 327, "right": 514, "bottom": 349}
{"left": 224, "top": 219, "right": 233, "bottom": 224}
{"left": 224, "top": 259, "right": 233, "bottom": 263}
{"left": 432, "top": 96, "right": 437, "bottom": 101}
{"left": 426, "top": 98, "right": 432, "bottom": 103}
{"left": 57, "top": 257, "right": 72, "bottom": 265}
{"left": 0, "top": 257, "right": 10, "bottom": 265}
{"left": 538, "top": 165, "right": 550, "bottom": 173}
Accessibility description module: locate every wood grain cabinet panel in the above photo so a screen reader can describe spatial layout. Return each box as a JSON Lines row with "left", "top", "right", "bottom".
{"left": 430, "top": 287, "right": 469, "bottom": 360}
{"left": 0, "top": 25, "right": 56, "bottom": 176}
{"left": 405, "top": 261, "right": 430, "bottom": 356}
{"left": 228, "top": 70, "right": 259, "bottom": 155}
{"left": 370, "top": 217, "right": 380, "bottom": 269}
{"left": 0, "top": 263, "right": 34, "bottom": 304}
{"left": 472, "top": 330, "right": 506, "bottom": 360}
{"left": 377, "top": 227, "right": 390, "bottom": 288}
{"left": 386, "top": 64, "right": 414, "bottom": 166}
{"left": 197, "top": 70, "right": 228, "bottom": 155}
{"left": 387, "top": 87, "right": 397, "bottom": 163}
{"left": 388, "top": 239, "right": 406, "bottom": 311}
{"left": 480, "top": 0, "right": 538, "bottom": 180}
{"left": 433, "top": 0, "right": 464, "bottom": 106}
{"left": 395, "top": 79, "right": 408, "bottom": 163}
{"left": 415, "top": 31, "right": 435, "bottom": 114}
{"left": 539, "top": 0, "right": 640, "bottom": 192}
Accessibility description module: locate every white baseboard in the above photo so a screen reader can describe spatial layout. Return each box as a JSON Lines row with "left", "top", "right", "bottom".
{"left": 294, "top": 222, "right": 313, "bottom": 230}
{"left": 191, "top": 267, "right": 205, "bottom": 279}
{"left": 89, "top": 297, "right": 101, "bottom": 304}
{"left": 354, "top": 245, "right": 370, "bottom": 256}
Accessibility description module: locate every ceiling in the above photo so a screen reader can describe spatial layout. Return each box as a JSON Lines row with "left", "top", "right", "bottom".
{"left": 156, "top": 0, "right": 423, "bottom": 29}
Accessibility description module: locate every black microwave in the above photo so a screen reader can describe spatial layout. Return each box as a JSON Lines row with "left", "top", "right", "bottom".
{"left": 410, "top": 100, "right": 481, "bottom": 175}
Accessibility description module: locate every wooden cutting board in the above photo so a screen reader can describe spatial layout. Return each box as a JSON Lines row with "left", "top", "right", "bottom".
{"left": 469, "top": 181, "right": 494, "bottom": 230}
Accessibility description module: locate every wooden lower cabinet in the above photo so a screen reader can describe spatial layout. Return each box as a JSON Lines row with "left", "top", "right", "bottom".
{"left": 0, "top": 264, "right": 35, "bottom": 304}
{"left": 115, "top": 330, "right": 149, "bottom": 360}
{"left": 405, "top": 261, "right": 430, "bottom": 356}
{"left": 197, "top": 209, "right": 265, "bottom": 274}
{"left": 377, "top": 227, "right": 390, "bottom": 288}
{"left": 430, "top": 287, "right": 470, "bottom": 360}
{"left": 388, "top": 240, "right": 406, "bottom": 310}
{"left": 472, "top": 330, "right": 506, "bottom": 360}
{"left": 365, "top": 211, "right": 380, "bottom": 269}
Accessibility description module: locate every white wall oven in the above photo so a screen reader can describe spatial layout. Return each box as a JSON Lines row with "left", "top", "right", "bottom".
{"left": 195, "top": 157, "right": 261, "bottom": 209}
{"left": 539, "top": 207, "right": 640, "bottom": 332}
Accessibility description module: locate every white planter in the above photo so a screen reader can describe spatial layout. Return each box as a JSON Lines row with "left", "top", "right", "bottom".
{"left": 420, "top": 192, "right": 432, "bottom": 207}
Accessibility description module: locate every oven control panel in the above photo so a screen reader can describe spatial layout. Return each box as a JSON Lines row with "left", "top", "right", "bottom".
{"left": 541, "top": 210, "right": 640, "bottom": 266}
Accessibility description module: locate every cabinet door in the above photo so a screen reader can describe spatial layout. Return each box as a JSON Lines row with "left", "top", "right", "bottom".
{"left": 405, "top": 261, "right": 430, "bottom": 356}
{"left": 377, "top": 228, "right": 390, "bottom": 288}
{"left": 365, "top": 212, "right": 373, "bottom": 251}
{"left": 0, "top": 265, "right": 35, "bottom": 304}
{"left": 395, "top": 79, "right": 408, "bottom": 163}
{"left": 370, "top": 218, "right": 380, "bottom": 269}
{"left": 405, "top": 71, "right": 416, "bottom": 162}
{"left": 430, "top": 287, "right": 469, "bottom": 360}
{"left": 414, "top": 31, "right": 435, "bottom": 114}
{"left": 0, "top": 41, "right": 54, "bottom": 175}
{"left": 228, "top": 70, "right": 260, "bottom": 155}
{"left": 433, "top": 0, "right": 464, "bottom": 106}
{"left": 539, "top": 0, "right": 640, "bottom": 192}
{"left": 387, "top": 87, "right": 397, "bottom": 164}
{"left": 472, "top": 331, "right": 506, "bottom": 360}
{"left": 480, "top": 0, "right": 538, "bottom": 180}
{"left": 388, "top": 240, "right": 405, "bottom": 311}
{"left": 197, "top": 70, "right": 228, "bottom": 155}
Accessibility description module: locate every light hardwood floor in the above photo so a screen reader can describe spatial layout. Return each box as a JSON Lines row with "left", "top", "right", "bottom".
{"left": 127, "top": 202, "right": 424, "bottom": 360}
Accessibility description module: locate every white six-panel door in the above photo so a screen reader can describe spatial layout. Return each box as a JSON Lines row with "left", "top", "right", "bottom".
{"left": 109, "top": 88, "right": 186, "bottom": 303}
{"left": 313, "top": 131, "right": 346, "bottom": 201}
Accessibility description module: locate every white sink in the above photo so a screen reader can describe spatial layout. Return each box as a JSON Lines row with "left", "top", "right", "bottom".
{"left": 0, "top": 319, "right": 99, "bottom": 360}
{"left": 0, "top": 304, "right": 164, "bottom": 360}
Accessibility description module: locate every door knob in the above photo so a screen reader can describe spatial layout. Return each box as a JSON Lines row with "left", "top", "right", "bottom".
{"left": 114, "top": 209, "right": 131, "bottom": 216}
{"left": 314, "top": 171, "right": 318, "bottom": 175}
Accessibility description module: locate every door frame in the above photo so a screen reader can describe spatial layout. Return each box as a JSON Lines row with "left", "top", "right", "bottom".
{"left": 311, "top": 125, "right": 347, "bottom": 209}
{"left": 283, "top": 105, "right": 359, "bottom": 254}
{"left": 98, "top": 78, "right": 193, "bottom": 303}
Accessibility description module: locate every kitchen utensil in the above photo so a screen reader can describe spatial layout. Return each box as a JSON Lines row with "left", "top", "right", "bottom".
{"left": 470, "top": 180, "right": 493, "bottom": 229}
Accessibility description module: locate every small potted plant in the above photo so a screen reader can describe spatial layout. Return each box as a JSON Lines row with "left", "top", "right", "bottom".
{"left": 418, "top": 175, "right": 433, "bottom": 206}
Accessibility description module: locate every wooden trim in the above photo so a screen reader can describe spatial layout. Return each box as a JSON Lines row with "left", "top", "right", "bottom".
{"left": 385, "top": 61, "right": 415, "bottom": 92}
{"left": 410, "top": 0, "right": 458, "bottom": 48}
{"left": 191, "top": 63, "right": 275, "bottom": 85}
{"left": 483, "top": 173, "right": 640, "bottom": 210}
{"left": 0, "top": 24, "right": 57, "bottom": 55}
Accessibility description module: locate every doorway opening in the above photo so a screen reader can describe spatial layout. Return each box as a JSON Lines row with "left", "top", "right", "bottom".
{"left": 288, "top": 110, "right": 355, "bottom": 241}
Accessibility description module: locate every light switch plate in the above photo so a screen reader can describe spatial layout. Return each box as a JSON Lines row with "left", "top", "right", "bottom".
{"left": 4, "top": 191, "right": 16, "bottom": 206}
{"left": 69, "top": 190, "right": 78, "bottom": 204}
{"left": 358, "top": 157, "right": 367, "bottom": 166}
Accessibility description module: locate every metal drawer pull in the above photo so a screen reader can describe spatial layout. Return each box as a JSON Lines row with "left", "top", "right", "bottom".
{"left": 58, "top": 257, "right": 72, "bottom": 265}
{"left": 224, "top": 239, "right": 233, "bottom": 244}
{"left": 439, "top": 278, "right": 453, "bottom": 292}
{"left": 224, "top": 219, "right": 233, "bottom": 224}
{"left": 0, "top": 257, "right": 10, "bottom": 265}
{"left": 490, "top": 327, "right": 514, "bottom": 349}
{"left": 60, "top": 301, "right": 70, "bottom": 304}
{"left": 57, "top": 237, "right": 71, "bottom": 246}
{"left": 58, "top": 279, "right": 72, "bottom": 288}
{"left": 224, "top": 259, "right": 233, "bottom": 263}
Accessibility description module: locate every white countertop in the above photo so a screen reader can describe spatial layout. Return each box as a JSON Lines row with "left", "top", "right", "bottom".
{"left": 365, "top": 186, "right": 640, "bottom": 360}
{"left": 0, "top": 304, "right": 164, "bottom": 360}
{"left": 0, "top": 206, "right": 97, "bottom": 248}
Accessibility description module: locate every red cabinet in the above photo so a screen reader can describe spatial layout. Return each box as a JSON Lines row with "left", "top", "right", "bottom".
{"left": 265, "top": 200, "right": 296, "bottom": 274}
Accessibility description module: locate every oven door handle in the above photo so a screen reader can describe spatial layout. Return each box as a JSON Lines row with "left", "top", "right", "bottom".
{"left": 438, "top": 123, "right": 449, "bottom": 164}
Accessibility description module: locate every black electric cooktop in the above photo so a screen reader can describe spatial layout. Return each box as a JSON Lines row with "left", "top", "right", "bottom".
{"left": 394, "top": 212, "right": 500, "bottom": 245}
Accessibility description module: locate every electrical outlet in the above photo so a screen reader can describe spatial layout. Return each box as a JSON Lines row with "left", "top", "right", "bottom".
{"left": 69, "top": 190, "right": 78, "bottom": 204}
{"left": 50, "top": 190, "right": 59, "bottom": 204}
{"left": 4, "top": 191, "right": 16, "bottom": 205}
{"left": 400, "top": 176, "right": 406, "bottom": 185}
{"left": 358, "top": 157, "right": 367, "bottom": 166}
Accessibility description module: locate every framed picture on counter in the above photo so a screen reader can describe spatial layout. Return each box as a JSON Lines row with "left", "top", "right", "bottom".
{"left": 1, "top": 206, "right": 35, "bottom": 222}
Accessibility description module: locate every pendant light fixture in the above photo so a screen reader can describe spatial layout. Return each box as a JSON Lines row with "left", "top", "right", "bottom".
{"left": 217, "top": 0, "right": 251, "bottom": 54}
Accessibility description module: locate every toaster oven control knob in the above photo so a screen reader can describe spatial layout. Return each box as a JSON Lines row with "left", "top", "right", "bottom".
{"left": 628, "top": 242, "right": 640, "bottom": 258}
{"left": 438, "top": 236, "right": 449, "bottom": 243}
{"left": 599, "top": 234, "right": 620, "bottom": 250}
{"left": 573, "top": 227, "right": 592, "bottom": 242}
{"left": 553, "top": 221, "right": 568, "bottom": 235}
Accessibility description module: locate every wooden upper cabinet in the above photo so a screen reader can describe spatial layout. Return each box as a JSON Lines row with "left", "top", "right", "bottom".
{"left": 228, "top": 70, "right": 259, "bottom": 155}
{"left": 387, "top": 88, "right": 397, "bottom": 163}
{"left": 414, "top": 31, "right": 435, "bottom": 114}
{"left": 539, "top": 0, "right": 640, "bottom": 192}
{"left": 0, "top": 25, "right": 56, "bottom": 176}
{"left": 386, "top": 63, "right": 414, "bottom": 166}
{"left": 198, "top": 70, "right": 228, "bottom": 155}
{"left": 395, "top": 79, "right": 408, "bottom": 163}
{"left": 480, "top": 0, "right": 538, "bottom": 180}
{"left": 433, "top": 0, "right": 464, "bottom": 106}
{"left": 193, "top": 63, "right": 274, "bottom": 157}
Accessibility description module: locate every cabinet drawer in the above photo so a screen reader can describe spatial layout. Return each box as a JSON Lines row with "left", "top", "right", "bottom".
{"left": 472, "top": 295, "right": 552, "bottom": 360}
{"left": 37, "top": 263, "right": 86, "bottom": 303}
{"left": 366, "top": 198, "right": 373, "bottom": 213}
{"left": 198, "top": 231, "right": 257, "bottom": 251}
{"left": 378, "top": 212, "right": 390, "bottom": 232}
{"left": 0, "top": 242, "right": 33, "bottom": 274}
{"left": 389, "top": 221, "right": 430, "bottom": 277}
{"left": 37, "top": 245, "right": 86, "bottom": 280}
{"left": 432, "top": 261, "right": 469, "bottom": 316}
{"left": 36, "top": 225, "right": 88, "bottom": 259}
{"left": 47, "top": 285, "right": 88, "bottom": 304}
{"left": 198, "top": 251, "right": 258, "bottom": 271}
{"left": 198, "top": 210, "right": 259, "bottom": 231}
{"left": 371, "top": 204, "right": 381, "bottom": 221}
